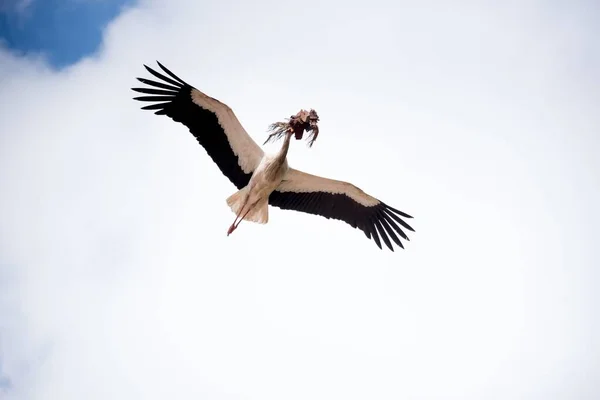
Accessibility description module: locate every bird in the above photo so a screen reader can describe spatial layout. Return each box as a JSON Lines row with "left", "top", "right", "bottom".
{"left": 131, "top": 61, "right": 414, "bottom": 251}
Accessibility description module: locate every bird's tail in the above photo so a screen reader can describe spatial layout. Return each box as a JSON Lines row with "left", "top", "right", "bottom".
{"left": 226, "top": 188, "right": 269, "bottom": 224}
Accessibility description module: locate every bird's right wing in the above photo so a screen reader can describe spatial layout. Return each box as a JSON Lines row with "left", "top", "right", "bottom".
{"left": 269, "top": 168, "right": 414, "bottom": 251}
{"left": 132, "top": 61, "right": 264, "bottom": 189}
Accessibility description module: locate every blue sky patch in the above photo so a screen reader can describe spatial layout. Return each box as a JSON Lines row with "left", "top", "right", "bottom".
{"left": 0, "top": 0, "right": 136, "bottom": 69}
{"left": 0, "top": 358, "right": 11, "bottom": 391}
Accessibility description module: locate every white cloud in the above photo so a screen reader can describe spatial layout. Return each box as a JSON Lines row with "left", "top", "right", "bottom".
{"left": 1, "top": 0, "right": 599, "bottom": 399}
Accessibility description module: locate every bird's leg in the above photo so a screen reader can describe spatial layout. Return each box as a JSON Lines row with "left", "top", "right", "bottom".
{"left": 227, "top": 209, "right": 244, "bottom": 236}
{"left": 226, "top": 222, "right": 237, "bottom": 236}
{"left": 227, "top": 192, "right": 250, "bottom": 236}
{"left": 227, "top": 203, "right": 253, "bottom": 236}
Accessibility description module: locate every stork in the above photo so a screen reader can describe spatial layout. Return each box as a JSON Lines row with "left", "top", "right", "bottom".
{"left": 131, "top": 61, "right": 414, "bottom": 251}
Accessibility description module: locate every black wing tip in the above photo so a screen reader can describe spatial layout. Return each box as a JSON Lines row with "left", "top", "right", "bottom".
{"left": 382, "top": 203, "right": 415, "bottom": 232}
{"left": 382, "top": 202, "right": 414, "bottom": 218}
{"left": 269, "top": 192, "right": 413, "bottom": 253}
{"left": 136, "top": 61, "right": 188, "bottom": 91}
{"left": 368, "top": 203, "right": 414, "bottom": 252}
{"left": 132, "top": 61, "right": 194, "bottom": 112}
{"left": 373, "top": 238, "right": 405, "bottom": 252}
{"left": 156, "top": 60, "right": 167, "bottom": 70}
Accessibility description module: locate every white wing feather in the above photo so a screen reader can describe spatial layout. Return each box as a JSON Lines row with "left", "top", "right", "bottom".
{"left": 191, "top": 89, "right": 264, "bottom": 174}
{"left": 277, "top": 168, "right": 381, "bottom": 207}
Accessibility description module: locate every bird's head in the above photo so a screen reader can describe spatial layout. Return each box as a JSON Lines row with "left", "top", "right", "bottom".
{"left": 264, "top": 109, "right": 320, "bottom": 147}
{"left": 305, "top": 109, "right": 320, "bottom": 146}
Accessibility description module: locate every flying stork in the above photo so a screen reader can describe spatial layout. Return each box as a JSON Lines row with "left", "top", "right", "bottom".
{"left": 131, "top": 61, "right": 414, "bottom": 251}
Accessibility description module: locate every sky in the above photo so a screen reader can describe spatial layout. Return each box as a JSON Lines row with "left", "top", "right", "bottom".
{"left": 0, "top": 0, "right": 599, "bottom": 399}
{"left": 0, "top": 0, "right": 135, "bottom": 68}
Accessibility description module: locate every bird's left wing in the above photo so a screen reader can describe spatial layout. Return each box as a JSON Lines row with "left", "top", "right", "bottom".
{"left": 132, "top": 61, "right": 264, "bottom": 189}
{"left": 269, "top": 168, "right": 414, "bottom": 251}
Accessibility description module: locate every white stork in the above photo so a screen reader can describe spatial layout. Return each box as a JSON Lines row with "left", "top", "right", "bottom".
{"left": 132, "top": 61, "right": 414, "bottom": 251}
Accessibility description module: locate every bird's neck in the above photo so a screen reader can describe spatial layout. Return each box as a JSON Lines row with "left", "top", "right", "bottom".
{"left": 274, "top": 132, "right": 293, "bottom": 163}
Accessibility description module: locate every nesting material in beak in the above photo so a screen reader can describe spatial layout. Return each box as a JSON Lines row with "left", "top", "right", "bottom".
{"left": 264, "top": 109, "right": 320, "bottom": 147}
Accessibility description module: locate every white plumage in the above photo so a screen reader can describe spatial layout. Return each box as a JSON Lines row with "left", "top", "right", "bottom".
{"left": 132, "top": 61, "right": 414, "bottom": 251}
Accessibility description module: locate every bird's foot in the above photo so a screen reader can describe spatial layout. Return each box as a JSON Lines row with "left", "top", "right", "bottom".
{"left": 227, "top": 223, "right": 236, "bottom": 236}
